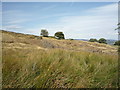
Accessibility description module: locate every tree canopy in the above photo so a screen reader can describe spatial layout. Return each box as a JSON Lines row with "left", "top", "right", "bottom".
{"left": 54, "top": 32, "right": 65, "bottom": 39}
{"left": 98, "top": 38, "right": 107, "bottom": 44}
{"left": 115, "top": 23, "right": 120, "bottom": 35}
{"left": 114, "top": 40, "right": 120, "bottom": 46}
{"left": 89, "top": 38, "right": 98, "bottom": 42}
{"left": 40, "top": 29, "right": 48, "bottom": 37}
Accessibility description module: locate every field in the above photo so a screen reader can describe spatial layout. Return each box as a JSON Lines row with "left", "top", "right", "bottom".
{"left": 1, "top": 30, "right": 119, "bottom": 88}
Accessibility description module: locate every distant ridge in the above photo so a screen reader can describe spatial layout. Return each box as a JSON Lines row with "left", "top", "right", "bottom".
{"left": 106, "top": 39, "right": 117, "bottom": 45}
{"left": 74, "top": 39, "right": 88, "bottom": 41}
{"left": 75, "top": 39, "right": 117, "bottom": 45}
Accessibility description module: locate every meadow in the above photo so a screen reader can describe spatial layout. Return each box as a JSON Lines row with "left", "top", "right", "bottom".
{"left": 1, "top": 1, "right": 119, "bottom": 88}
{"left": 1, "top": 30, "right": 119, "bottom": 88}
{"left": 2, "top": 48, "right": 118, "bottom": 88}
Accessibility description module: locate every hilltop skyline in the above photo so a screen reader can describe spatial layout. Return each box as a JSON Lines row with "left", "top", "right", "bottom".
{"left": 2, "top": 2, "right": 118, "bottom": 40}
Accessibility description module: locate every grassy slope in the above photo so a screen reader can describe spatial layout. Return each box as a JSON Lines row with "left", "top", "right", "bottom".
{"left": 1, "top": 30, "right": 118, "bottom": 88}
{"left": 1, "top": 30, "right": 117, "bottom": 54}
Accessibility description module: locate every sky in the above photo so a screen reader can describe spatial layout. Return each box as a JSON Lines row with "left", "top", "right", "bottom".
{"left": 1, "top": 2, "right": 119, "bottom": 40}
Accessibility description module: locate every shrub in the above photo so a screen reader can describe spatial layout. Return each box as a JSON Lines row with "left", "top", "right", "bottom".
{"left": 89, "top": 38, "right": 98, "bottom": 42}
{"left": 114, "top": 40, "right": 120, "bottom": 46}
{"left": 98, "top": 38, "right": 107, "bottom": 44}
{"left": 48, "top": 36, "right": 55, "bottom": 38}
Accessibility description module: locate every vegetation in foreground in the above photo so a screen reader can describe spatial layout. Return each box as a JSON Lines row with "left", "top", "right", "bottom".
{"left": 3, "top": 48, "right": 118, "bottom": 88}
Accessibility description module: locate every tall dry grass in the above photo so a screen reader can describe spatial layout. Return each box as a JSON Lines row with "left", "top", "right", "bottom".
{"left": 2, "top": 48, "right": 118, "bottom": 88}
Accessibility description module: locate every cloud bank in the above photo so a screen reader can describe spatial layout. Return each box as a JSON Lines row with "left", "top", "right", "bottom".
{"left": 2, "top": 3, "right": 118, "bottom": 40}
{"left": 27, "top": 3, "right": 118, "bottom": 39}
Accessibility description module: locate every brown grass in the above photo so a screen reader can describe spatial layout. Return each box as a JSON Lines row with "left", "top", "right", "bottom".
{"left": 2, "top": 48, "right": 118, "bottom": 88}
{"left": 1, "top": 30, "right": 118, "bottom": 55}
{"left": 1, "top": 30, "right": 119, "bottom": 88}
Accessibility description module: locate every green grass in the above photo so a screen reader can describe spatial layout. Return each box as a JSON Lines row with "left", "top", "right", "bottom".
{"left": 2, "top": 48, "right": 118, "bottom": 88}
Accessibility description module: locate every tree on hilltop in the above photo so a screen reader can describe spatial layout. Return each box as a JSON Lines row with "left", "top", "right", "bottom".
{"left": 40, "top": 29, "right": 48, "bottom": 37}
{"left": 89, "top": 38, "right": 98, "bottom": 42}
{"left": 98, "top": 38, "right": 107, "bottom": 44}
{"left": 54, "top": 32, "right": 65, "bottom": 39}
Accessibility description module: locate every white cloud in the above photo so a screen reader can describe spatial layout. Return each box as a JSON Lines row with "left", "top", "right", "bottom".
{"left": 7, "top": 19, "right": 29, "bottom": 24}
{"left": 36, "top": 3, "right": 118, "bottom": 39}
{"left": 86, "top": 3, "right": 118, "bottom": 15}
{"left": 3, "top": 10, "right": 31, "bottom": 24}
{"left": 2, "top": 3, "right": 118, "bottom": 40}
{"left": 3, "top": 25, "right": 22, "bottom": 30}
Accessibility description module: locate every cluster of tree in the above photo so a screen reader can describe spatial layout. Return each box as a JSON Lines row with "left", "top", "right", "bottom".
{"left": 40, "top": 28, "right": 120, "bottom": 46}
{"left": 114, "top": 40, "right": 120, "bottom": 53}
{"left": 40, "top": 29, "right": 65, "bottom": 39}
{"left": 114, "top": 23, "right": 120, "bottom": 47}
{"left": 89, "top": 38, "right": 107, "bottom": 44}
{"left": 114, "top": 40, "right": 120, "bottom": 46}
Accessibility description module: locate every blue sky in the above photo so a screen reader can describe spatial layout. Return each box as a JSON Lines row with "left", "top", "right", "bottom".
{"left": 2, "top": 2, "right": 118, "bottom": 40}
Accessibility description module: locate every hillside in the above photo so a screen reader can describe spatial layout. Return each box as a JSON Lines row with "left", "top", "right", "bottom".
{"left": 1, "top": 30, "right": 118, "bottom": 55}
{"left": 1, "top": 30, "right": 118, "bottom": 88}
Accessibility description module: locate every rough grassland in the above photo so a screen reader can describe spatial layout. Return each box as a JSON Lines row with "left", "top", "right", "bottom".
{"left": 1, "top": 30, "right": 119, "bottom": 88}
{"left": 1, "top": 30, "right": 117, "bottom": 55}
{"left": 3, "top": 48, "right": 118, "bottom": 88}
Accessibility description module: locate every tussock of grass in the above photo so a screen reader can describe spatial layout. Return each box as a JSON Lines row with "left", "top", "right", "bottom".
{"left": 2, "top": 48, "right": 118, "bottom": 88}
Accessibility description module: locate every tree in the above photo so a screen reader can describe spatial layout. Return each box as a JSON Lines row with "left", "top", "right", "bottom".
{"left": 115, "top": 23, "right": 120, "bottom": 35}
{"left": 89, "top": 38, "right": 98, "bottom": 42}
{"left": 114, "top": 40, "right": 120, "bottom": 46}
{"left": 40, "top": 29, "right": 48, "bottom": 37}
{"left": 54, "top": 32, "right": 65, "bottom": 39}
{"left": 69, "top": 38, "right": 74, "bottom": 40}
{"left": 98, "top": 38, "right": 107, "bottom": 44}
{"left": 115, "top": 23, "right": 120, "bottom": 30}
